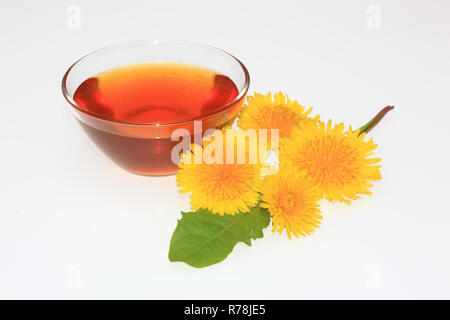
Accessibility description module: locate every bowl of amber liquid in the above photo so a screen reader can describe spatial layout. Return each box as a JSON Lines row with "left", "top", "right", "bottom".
{"left": 62, "top": 40, "right": 249, "bottom": 175}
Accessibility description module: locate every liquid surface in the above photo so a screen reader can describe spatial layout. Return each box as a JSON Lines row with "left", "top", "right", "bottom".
{"left": 73, "top": 63, "right": 239, "bottom": 123}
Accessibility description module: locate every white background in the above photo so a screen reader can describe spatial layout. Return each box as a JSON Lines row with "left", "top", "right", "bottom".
{"left": 1, "top": 0, "right": 449, "bottom": 299}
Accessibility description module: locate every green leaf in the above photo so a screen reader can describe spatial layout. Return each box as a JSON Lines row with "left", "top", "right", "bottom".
{"left": 168, "top": 206, "right": 270, "bottom": 268}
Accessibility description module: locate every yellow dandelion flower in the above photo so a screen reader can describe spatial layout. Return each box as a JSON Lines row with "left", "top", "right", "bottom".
{"left": 177, "top": 129, "right": 265, "bottom": 215}
{"left": 237, "top": 92, "right": 319, "bottom": 145}
{"left": 260, "top": 167, "right": 322, "bottom": 239}
{"left": 281, "top": 120, "right": 382, "bottom": 204}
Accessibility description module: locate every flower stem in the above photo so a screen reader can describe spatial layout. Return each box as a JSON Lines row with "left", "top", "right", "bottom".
{"left": 358, "top": 106, "right": 394, "bottom": 136}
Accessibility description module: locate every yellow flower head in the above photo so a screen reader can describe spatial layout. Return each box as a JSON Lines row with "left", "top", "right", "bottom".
{"left": 260, "top": 167, "right": 322, "bottom": 239}
{"left": 177, "top": 129, "right": 265, "bottom": 215}
{"left": 281, "top": 120, "right": 382, "bottom": 204}
{"left": 238, "top": 92, "right": 319, "bottom": 145}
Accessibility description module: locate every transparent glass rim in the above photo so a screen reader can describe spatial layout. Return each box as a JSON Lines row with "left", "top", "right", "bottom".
{"left": 61, "top": 40, "right": 250, "bottom": 127}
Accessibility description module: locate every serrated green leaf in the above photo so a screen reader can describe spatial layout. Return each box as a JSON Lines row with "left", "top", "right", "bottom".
{"left": 168, "top": 206, "right": 270, "bottom": 268}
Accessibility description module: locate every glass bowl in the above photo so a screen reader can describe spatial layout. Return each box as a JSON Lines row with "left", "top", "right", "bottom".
{"left": 62, "top": 40, "right": 250, "bottom": 175}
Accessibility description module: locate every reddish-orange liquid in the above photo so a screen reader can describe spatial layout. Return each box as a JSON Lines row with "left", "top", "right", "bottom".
{"left": 73, "top": 63, "right": 239, "bottom": 175}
